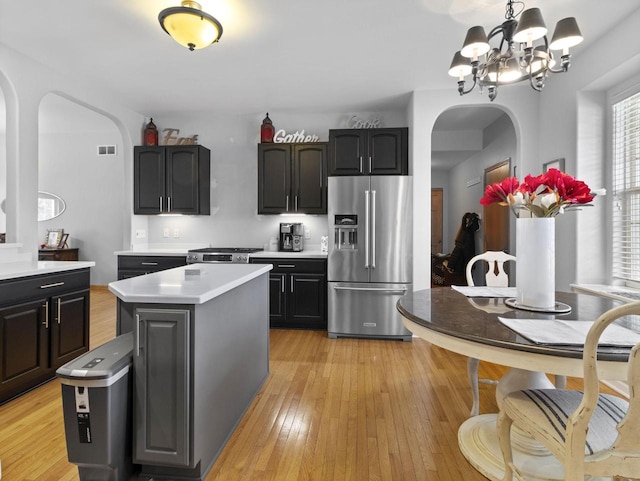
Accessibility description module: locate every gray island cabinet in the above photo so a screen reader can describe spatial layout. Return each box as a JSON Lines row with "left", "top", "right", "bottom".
{"left": 108, "top": 263, "right": 272, "bottom": 481}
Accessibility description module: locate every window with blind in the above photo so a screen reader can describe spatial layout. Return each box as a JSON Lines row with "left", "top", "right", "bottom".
{"left": 612, "top": 90, "right": 640, "bottom": 284}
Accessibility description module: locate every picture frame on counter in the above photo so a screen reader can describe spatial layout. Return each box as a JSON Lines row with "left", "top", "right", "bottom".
{"left": 45, "top": 229, "right": 64, "bottom": 248}
{"left": 57, "top": 233, "right": 69, "bottom": 249}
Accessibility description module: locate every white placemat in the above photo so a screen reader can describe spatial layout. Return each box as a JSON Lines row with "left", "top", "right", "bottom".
{"left": 451, "top": 285, "right": 517, "bottom": 298}
{"left": 498, "top": 317, "right": 640, "bottom": 346}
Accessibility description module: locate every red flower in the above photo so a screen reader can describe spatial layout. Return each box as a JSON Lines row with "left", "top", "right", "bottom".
{"left": 542, "top": 168, "right": 594, "bottom": 204}
{"left": 478, "top": 167, "right": 596, "bottom": 217}
{"left": 480, "top": 177, "right": 520, "bottom": 206}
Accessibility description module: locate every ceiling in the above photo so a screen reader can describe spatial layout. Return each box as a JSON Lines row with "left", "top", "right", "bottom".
{"left": 0, "top": 0, "right": 638, "bottom": 119}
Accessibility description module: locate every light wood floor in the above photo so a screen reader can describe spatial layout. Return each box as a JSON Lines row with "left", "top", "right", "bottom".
{"left": 0, "top": 287, "right": 613, "bottom": 481}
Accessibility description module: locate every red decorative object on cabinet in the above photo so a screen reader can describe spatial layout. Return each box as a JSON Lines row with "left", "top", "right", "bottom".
{"left": 144, "top": 118, "right": 159, "bottom": 146}
{"left": 260, "top": 113, "right": 275, "bottom": 143}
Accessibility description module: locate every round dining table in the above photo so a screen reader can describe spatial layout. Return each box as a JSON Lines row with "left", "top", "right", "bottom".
{"left": 397, "top": 288, "right": 635, "bottom": 481}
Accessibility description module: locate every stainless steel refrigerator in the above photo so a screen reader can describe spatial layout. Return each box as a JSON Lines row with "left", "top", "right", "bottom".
{"left": 328, "top": 176, "right": 412, "bottom": 341}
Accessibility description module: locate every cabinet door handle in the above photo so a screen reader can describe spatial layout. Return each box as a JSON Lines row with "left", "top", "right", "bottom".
{"left": 40, "top": 282, "right": 65, "bottom": 289}
{"left": 281, "top": 275, "right": 285, "bottom": 293}
{"left": 286, "top": 195, "right": 289, "bottom": 212}
{"left": 160, "top": 196, "right": 163, "bottom": 212}
{"left": 369, "top": 156, "right": 372, "bottom": 174}
{"left": 290, "top": 276, "right": 294, "bottom": 293}
{"left": 43, "top": 301, "right": 49, "bottom": 329}
{"left": 141, "top": 262, "right": 159, "bottom": 266}
{"left": 295, "top": 195, "right": 298, "bottom": 211}
{"left": 57, "top": 298, "right": 61, "bottom": 324}
{"left": 277, "top": 264, "right": 296, "bottom": 268}
{"left": 168, "top": 196, "right": 172, "bottom": 212}
{"left": 359, "top": 156, "right": 363, "bottom": 173}
{"left": 136, "top": 314, "right": 141, "bottom": 357}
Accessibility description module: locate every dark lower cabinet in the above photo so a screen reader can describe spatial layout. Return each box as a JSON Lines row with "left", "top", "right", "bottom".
{"left": 251, "top": 258, "right": 327, "bottom": 329}
{"left": 0, "top": 299, "right": 49, "bottom": 402}
{"left": 50, "top": 289, "right": 91, "bottom": 369}
{"left": 134, "top": 308, "right": 190, "bottom": 467}
{"left": 0, "top": 269, "right": 91, "bottom": 404}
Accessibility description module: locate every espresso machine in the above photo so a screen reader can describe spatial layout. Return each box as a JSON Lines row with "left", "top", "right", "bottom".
{"left": 279, "top": 223, "right": 304, "bottom": 251}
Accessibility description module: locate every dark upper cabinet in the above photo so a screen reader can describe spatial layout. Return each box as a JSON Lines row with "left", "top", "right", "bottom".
{"left": 134, "top": 145, "right": 210, "bottom": 215}
{"left": 258, "top": 142, "right": 327, "bottom": 214}
{"left": 328, "top": 128, "right": 408, "bottom": 176}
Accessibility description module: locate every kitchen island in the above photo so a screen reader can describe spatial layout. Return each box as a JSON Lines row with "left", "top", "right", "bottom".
{"left": 108, "top": 263, "right": 271, "bottom": 481}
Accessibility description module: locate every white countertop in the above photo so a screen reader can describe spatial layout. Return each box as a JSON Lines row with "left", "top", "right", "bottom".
{"left": 0, "top": 261, "right": 96, "bottom": 281}
{"left": 108, "top": 263, "right": 273, "bottom": 304}
{"left": 251, "top": 250, "right": 327, "bottom": 259}
{"left": 115, "top": 248, "right": 327, "bottom": 259}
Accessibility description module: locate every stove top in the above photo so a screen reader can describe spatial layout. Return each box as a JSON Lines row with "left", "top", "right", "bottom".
{"left": 186, "top": 247, "right": 264, "bottom": 264}
{"left": 188, "top": 247, "right": 263, "bottom": 254}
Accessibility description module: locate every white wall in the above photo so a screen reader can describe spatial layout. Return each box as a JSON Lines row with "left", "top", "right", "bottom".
{"left": 38, "top": 129, "right": 123, "bottom": 284}
{"left": 0, "top": 42, "right": 142, "bottom": 271}
{"left": 536, "top": 8, "right": 640, "bottom": 288}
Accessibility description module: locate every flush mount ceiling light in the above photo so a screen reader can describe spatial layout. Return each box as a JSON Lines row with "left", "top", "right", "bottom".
{"left": 158, "top": 1, "right": 223, "bottom": 51}
{"left": 448, "top": 0, "right": 583, "bottom": 101}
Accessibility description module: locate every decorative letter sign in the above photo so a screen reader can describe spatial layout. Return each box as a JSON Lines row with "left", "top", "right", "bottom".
{"left": 162, "top": 128, "right": 199, "bottom": 145}
{"left": 347, "top": 115, "right": 381, "bottom": 129}
{"left": 273, "top": 129, "right": 320, "bottom": 143}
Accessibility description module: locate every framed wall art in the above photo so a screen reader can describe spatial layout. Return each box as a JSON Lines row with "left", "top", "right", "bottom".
{"left": 543, "top": 158, "right": 565, "bottom": 172}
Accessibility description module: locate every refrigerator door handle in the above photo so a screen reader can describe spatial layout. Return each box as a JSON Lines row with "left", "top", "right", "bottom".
{"left": 332, "top": 285, "right": 408, "bottom": 294}
{"left": 365, "top": 189, "right": 370, "bottom": 268}
{"left": 371, "top": 190, "right": 376, "bottom": 269}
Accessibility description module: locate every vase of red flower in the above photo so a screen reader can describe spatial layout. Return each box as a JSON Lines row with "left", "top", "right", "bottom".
{"left": 480, "top": 168, "right": 595, "bottom": 311}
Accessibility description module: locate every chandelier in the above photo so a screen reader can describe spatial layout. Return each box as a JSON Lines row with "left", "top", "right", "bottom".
{"left": 448, "top": 0, "right": 583, "bottom": 101}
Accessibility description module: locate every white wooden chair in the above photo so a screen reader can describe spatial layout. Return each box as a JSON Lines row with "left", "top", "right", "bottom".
{"left": 497, "top": 301, "right": 640, "bottom": 481}
{"left": 465, "top": 251, "right": 516, "bottom": 416}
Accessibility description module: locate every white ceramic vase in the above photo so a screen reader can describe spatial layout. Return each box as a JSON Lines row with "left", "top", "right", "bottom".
{"left": 515, "top": 217, "right": 555, "bottom": 310}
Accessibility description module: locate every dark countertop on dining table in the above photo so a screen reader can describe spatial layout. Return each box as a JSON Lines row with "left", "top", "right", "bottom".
{"left": 397, "top": 288, "right": 638, "bottom": 362}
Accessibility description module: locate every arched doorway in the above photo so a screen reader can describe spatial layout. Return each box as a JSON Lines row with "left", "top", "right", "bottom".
{"left": 430, "top": 105, "right": 516, "bottom": 285}
{"left": 38, "top": 93, "right": 124, "bottom": 284}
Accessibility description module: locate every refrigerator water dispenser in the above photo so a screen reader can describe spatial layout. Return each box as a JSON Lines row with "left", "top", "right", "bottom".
{"left": 334, "top": 215, "right": 358, "bottom": 250}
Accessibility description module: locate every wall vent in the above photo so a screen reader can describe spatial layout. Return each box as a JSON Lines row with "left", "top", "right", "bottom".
{"left": 466, "top": 176, "right": 481, "bottom": 188}
{"left": 97, "top": 145, "right": 117, "bottom": 156}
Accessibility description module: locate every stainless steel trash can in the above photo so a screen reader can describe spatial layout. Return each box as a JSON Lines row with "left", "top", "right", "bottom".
{"left": 56, "top": 333, "right": 134, "bottom": 481}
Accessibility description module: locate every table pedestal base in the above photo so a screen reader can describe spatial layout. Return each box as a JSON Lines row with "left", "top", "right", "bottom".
{"left": 458, "top": 414, "right": 611, "bottom": 481}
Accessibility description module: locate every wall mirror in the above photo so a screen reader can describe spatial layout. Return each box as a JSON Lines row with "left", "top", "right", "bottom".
{"left": 0, "top": 191, "right": 66, "bottom": 221}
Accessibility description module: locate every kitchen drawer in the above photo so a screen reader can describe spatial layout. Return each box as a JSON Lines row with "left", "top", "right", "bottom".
{"left": 0, "top": 269, "right": 90, "bottom": 307}
{"left": 118, "top": 255, "right": 187, "bottom": 271}
{"left": 251, "top": 258, "right": 326, "bottom": 274}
